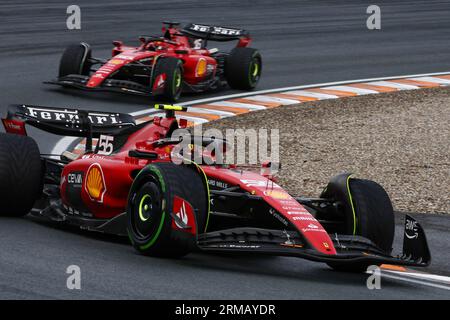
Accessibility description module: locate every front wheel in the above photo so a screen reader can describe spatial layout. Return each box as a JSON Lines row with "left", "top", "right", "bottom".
{"left": 319, "top": 173, "right": 395, "bottom": 272}
{"left": 152, "top": 57, "right": 183, "bottom": 102}
{"left": 127, "top": 162, "right": 209, "bottom": 258}
{"left": 58, "top": 42, "right": 92, "bottom": 77}
{"left": 0, "top": 133, "right": 43, "bottom": 217}
{"left": 225, "top": 47, "right": 262, "bottom": 90}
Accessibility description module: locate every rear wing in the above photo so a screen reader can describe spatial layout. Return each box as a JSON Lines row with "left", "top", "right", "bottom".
{"left": 2, "top": 104, "right": 136, "bottom": 138}
{"left": 181, "top": 23, "right": 250, "bottom": 42}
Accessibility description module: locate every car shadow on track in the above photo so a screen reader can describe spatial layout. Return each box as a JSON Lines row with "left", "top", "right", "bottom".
{"left": 26, "top": 216, "right": 417, "bottom": 292}
{"left": 26, "top": 212, "right": 448, "bottom": 296}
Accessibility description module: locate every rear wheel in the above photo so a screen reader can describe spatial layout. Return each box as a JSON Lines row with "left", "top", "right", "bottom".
{"left": 59, "top": 42, "right": 92, "bottom": 77}
{"left": 0, "top": 133, "right": 43, "bottom": 217}
{"left": 152, "top": 57, "right": 183, "bottom": 101}
{"left": 320, "top": 173, "right": 395, "bottom": 272}
{"left": 127, "top": 162, "right": 209, "bottom": 258}
{"left": 225, "top": 47, "right": 262, "bottom": 90}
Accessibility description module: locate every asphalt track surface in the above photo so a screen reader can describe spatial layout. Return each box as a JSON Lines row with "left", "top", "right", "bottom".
{"left": 0, "top": 0, "right": 449, "bottom": 299}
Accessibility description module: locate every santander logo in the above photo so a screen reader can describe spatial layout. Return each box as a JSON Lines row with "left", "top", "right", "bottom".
{"left": 171, "top": 196, "right": 196, "bottom": 235}
{"left": 175, "top": 200, "right": 189, "bottom": 228}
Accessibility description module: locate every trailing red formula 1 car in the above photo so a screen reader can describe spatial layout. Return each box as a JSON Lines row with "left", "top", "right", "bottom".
{"left": 46, "top": 22, "right": 262, "bottom": 101}
{"left": 0, "top": 104, "right": 430, "bottom": 272}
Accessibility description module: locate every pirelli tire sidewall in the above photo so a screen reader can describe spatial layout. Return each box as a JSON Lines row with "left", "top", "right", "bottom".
{"left": 126, "top": 162, "right": 208, "bottom": 258}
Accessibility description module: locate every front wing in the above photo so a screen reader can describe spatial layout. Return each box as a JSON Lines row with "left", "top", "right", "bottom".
{"left": 197, "top": 215, "right": 431, "bottom": 268}
{"left": 45, "top": 75, "right": 152, "bottom": 96}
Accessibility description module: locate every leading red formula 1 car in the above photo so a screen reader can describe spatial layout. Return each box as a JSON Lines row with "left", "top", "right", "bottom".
{"left": 46, "top": 22, "right": 262, "bottom": 101}
{"left": 0, "top": 104, "right": 430, "bottom": 272}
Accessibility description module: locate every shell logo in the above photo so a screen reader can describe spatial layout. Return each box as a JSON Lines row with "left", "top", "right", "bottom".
{"left": 85, "top": 163, "right": 107, "bottom": 203}
{"left": 195, "top": 58, "right": 207, "bottom": 77}
{"left": 109, "top": 59, "right": 123, "bottom": 65}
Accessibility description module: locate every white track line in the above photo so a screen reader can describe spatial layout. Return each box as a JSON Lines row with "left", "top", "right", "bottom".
{"left": 208, "top": 101, "right": 266, "bottom": 110}
{"left": 241, "top": 95, "right": 300, "bottom": 105}
{"left": 184, "top": 108, "right": 236, "bottom": 117}
{"left": 366, "top": 81, "right": 419, "bottom": 90}
{"left": 383, "top": 270, "right": 450, "bottom": 284}
{"left": 411, "top": 76, "right": 450, "bottom": 84}
{"left": 323, "top": 85, "right": 379, "bottom": 95}
{"left": 281, "top": 90, "right": 339, "bottom": 99}
{"left": 380, "top": 272, "right": 450, "bottom": 291}
{"left": 175, "top": 70, "right": 450, "bottom": 106}
{"left": 50, "top": 70, "right": 450, "bottom": 155}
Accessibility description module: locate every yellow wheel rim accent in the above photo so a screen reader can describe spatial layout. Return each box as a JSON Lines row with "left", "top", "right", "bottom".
{"left": 175, "top": 72, "right": 181, "bottom": 87}
{"left": 138, "top": 194, "right": 151, "bottom": 222}
{"left": 252, "top": 62, "right": 259, "bottom": 77}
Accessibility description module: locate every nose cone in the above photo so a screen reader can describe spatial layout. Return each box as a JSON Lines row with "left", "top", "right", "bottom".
{"left": 86, "top": 75, "right": 105, "bottom": 88}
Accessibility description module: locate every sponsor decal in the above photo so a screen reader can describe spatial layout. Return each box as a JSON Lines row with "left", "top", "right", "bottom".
{"left": 292, "top": 216, "right": 316, "bottom": 222}
{"left": 115, "top": 54, "right": 135, "bottom": 60}
{"left": 240, "top": 179, "right": 265, "bottom": 187}
{"left": 216, "top": 244, "right": 260, "bottom": 249}
{"left": 1, "top": 119, "right": 26, "bottom": 135}
{"left": 109, "top": 59, "right": 124, "bottom": 65}
{"left": 21, "top": 106, "right": 121, "bottom": 125}
{"left": 405, "top": 218, "right": 419, "bottom": 239}
{"left": 67, "top": 172, "right": 83, "bottom": 186}
{"left": 85, "top": 163, "right": 107, "bottom": 203}
{"left": 190, "top": 24, "right": 243, "bottom": 36}
{"left": 171, "top": 196, "right": 196, "bottom": 234}
{"left": 264, "top": 190, "right": 290, "bottom": 200}
{"left": 195, "top": 58, "right": 207, "bottom": 77}
{"left": 208, "top": 179, "right": 229, "bottom": 189}
{"left": 286, "top": 211, "right": 310, "bottom": 215}
{"left": 302, "top": 227, "right": 327, "bottom": 233}
{"left": 82, "top": 154, "right": 107, "bottom": 160}
{"left": 282, "top": 206, "right": 304, "bottom": 210}
{"left": 241, "top": 179, "right": 282, "bottom": 188}
{"left": 268, "top": 208, "right": 289, "bottom": 226}
{"left": 279, "top": 199, "right": 300, "bottom": 206}
{"left": 153, "top": 73, "right": 166, "bottom": 90}
{"left": 300, "top": 223, "right": 327, "bottom": 233}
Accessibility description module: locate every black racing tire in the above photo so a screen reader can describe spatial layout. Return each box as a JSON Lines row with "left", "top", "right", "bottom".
{"left": 225, "top": 47, "right": 262, "bottom": 90}
{"left": 0, "top": 133, "right": 43, "bottom": 217}
{"left": 152, "top": 57, "right": 183, "bottom": 102}
{"left": 58, "top": 42, "right": 92, "bottom": 77}
{"left": 320, "top": 174, "right": 395, "bottom": 273}
{"left": 126, "top": 162, "right": 209, "bottom": 258}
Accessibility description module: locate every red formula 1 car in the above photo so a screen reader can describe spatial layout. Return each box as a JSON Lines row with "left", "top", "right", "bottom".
{"left": 0, "top": 104, "right": 430, "bottom": 272}
{"left": 46, "top": 22, "right": 262, "bottom": 101}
